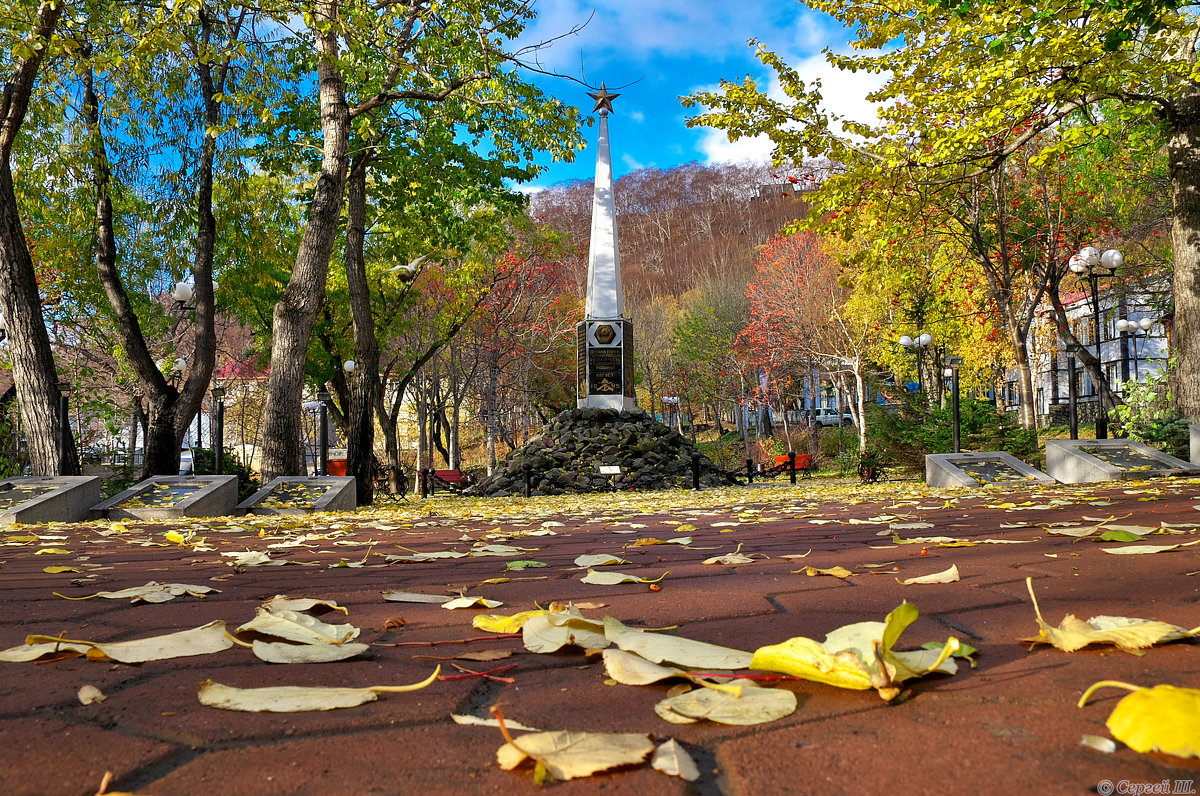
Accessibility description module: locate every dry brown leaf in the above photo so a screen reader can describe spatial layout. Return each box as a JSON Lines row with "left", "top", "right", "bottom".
{"left": 55, "top": 582, "right": 218, "bottom": 604}
{"left": 651, "top": 739, "right": 700, "bottom": 781}
{"left": 262, "top": 596, "right": 347, "bottom": 614}
{"left": 237, "top": 609, "right": 360, "bottom": 645}
{"left": 897, "top": 564, "right": 960, "bottom": 585}
{"left": 603, "top": 617, "right": 753, "bottom": 669}
{"left": 197, "top": 667, "right": 440, "bottom": 712}
{"left": 77, "top": 684, "right": 107, "bottom": 705}
{"left": 654, "top": 681, "right": 797, "bottom": 725}
{"left": 250, "top": 640, "right": 371, "bottom": 664}
{"left": 497, "top": 730, "right": 654, "bottom": 781}
{"left": 1022, "top": 577, "right": 1200, "bottom": 654}
{"left": 23, "top": 621, "right": 234, "bottom": 664}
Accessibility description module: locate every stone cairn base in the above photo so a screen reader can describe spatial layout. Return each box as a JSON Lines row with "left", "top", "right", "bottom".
{"left": 467, "top": 408, "right": 739, "bottom": 497}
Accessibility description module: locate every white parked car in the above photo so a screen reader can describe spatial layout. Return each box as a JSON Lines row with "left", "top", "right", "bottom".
{"left": 812, "top": 408, "right": 854, "bottom": 427}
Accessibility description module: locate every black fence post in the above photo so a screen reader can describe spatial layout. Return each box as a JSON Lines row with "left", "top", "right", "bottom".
{"left": 788, "top": 450, "right": 797, "bottom": 485}
{"left": 691, "top": 450, "right": 701, "bottom": 490}
{"left": 419, "top": 468, "right": 430, "bottom": 498}
{"left": 746, "top": 458, "right": 754, "bottom": 484}
{"left": 523, "top": 463, "right": 532, "bottom": 498}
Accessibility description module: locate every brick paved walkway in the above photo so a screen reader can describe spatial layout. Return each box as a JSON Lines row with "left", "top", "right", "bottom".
{"left": 1, "top": 478, "right": 1198, "bottom": 795}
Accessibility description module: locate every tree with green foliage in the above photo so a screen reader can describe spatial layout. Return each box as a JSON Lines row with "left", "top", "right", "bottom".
{"left": 256, "top": 0, "right": 584, "bottom": 481}
{"left": 0, "top": 1, "right": 75, "bottom": 474}
{"left": 683, "top": 0, "right": 1200, "bottom": 419}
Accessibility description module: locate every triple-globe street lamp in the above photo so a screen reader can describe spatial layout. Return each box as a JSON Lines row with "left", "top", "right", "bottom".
{"left": 899, "top": 332, "right": 934, "bottom": 393}
{"left": 1115, "top": 316, "right": 1156, "bottom": 382}
{"left": 1068, "top": 246, "right": 1124, "bottom": 439}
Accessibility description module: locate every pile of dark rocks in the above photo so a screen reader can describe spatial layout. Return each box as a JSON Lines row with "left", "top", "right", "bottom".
{"left": 467, "top": 408, "right": 739, "bottom": 497}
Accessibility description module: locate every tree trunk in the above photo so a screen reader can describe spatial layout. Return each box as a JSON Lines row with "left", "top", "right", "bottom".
{"left": 343, "top": 153, "right": 377, "bottom": 503}
{"left": 1005, "top": 322, "right": 1037, "bottom": 430}
{"left": 261, "top": 3, "right": 350, "bottom": 480}
{"left": 0, "top": 2, "right": 71, "bottom": 475}
{"left": 485, "top": 351, "right": 499, "bottom": 474}
{"left": 1169, "top": 80, "right": 1200, "bottom": 420}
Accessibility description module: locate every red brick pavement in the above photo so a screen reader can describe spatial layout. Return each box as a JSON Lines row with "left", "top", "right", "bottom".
{"left": 0, "top": 478, "right": 1198, "bottom": 795}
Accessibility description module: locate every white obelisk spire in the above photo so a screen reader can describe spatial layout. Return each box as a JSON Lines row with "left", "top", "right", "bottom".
{"left": 577, "top": 84, "right": 635, "bottom": 410}
{"left": 584, "top": 87, "right": 624, "bottom": 318}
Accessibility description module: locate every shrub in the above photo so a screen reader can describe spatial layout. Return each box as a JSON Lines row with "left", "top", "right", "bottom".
{"left": 1110, "top": 375, "right": 1189, "bottom": 459}
{"left": 191, "top": 447, "right": 261, "bottom": 501}
{"left": 866, "top": 396, "right": 1039, "bottom": 470}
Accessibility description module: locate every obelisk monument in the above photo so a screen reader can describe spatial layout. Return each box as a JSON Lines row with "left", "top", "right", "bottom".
{"left": 577, "top": 84, "right": 636, "bottom": 410}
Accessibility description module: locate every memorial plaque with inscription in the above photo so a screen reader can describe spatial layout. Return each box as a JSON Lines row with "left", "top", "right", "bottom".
{"left": 622, "top": 322, "right": 635, "bottom": 397}
{"left": 588, "top": 347, "right": 623, "bottom": 394}
{"left": 577, "top": 324, "right": 588, "bottom": 397}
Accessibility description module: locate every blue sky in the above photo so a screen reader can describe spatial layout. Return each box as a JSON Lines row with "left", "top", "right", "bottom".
{"left": 514, "top": 0, "right": 885, "bottom": 190}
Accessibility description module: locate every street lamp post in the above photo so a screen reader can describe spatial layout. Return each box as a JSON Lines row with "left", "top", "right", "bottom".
{"left": 57, "top": 380, "right": 71, "bottom": 475}
{"left": 211, "top": 386, "right": 225, "bottom": 475}
{"left": 899, "top": 332, "right": 934, "bottom": 393}
{"left": 1063, "top": 343, "right": 1081, "bottom": 440}
{"left": 1116, "top": 316, "right": 1155, "bottom": 382}
{"left": 944, "top": 356, "right": 963, "bottom": 453}
{"left": 317, "top": 388, "right": 330, "bottom": 477}
{"left": 1068, "top": 246, "right": 1123, "bottom": 439}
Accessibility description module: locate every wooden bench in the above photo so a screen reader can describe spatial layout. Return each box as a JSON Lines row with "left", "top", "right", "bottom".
{"left": 758, "top": 453, "right": 813, "bottom": 480}
{"left": 423, "top": 468, "right": 468, "bottom": 495}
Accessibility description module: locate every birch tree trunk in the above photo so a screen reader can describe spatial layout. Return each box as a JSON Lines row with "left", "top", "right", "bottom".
{"left": 1169, "top": 81, "right": 1200, "bottom": 420}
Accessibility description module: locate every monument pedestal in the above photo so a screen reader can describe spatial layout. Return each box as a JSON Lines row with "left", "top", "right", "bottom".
{"left": 577, "top": 318, "right": 635, "bottom": 410}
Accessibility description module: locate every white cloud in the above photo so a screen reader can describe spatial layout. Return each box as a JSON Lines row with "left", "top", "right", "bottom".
{"left": 627, "top": 109, "right": 645, "bottom": 123}
{"left": 517, "top": 0, "right": 779, "bottom": 71}
{"left": 622, "top": 153, "right": 646, "bottom": 171}
{"left": 691, "top": 49, "right": 887, "bottom": 165}
{"left": 696, "top": 129, "right": 776, "bottom": 165}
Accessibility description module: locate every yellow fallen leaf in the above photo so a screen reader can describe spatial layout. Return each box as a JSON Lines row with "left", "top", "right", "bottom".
{"left": 1022, "top": 578, "right": 1200, "bottom": 654}
{"left": 473, "top": 610, "right": 549, "bottom": 633}
{"left": 43, "top": 566, "right": 83, "bottom": 574}
{"left": 750, "top": 602, "right": 961, "bottom": 700}
{"left": 798, "top": 565, "right": 853, "bottom": 579}
{"left": 1079, "top": 681, "right": 1200, "bottom": 758}
{"left": 197, "top": 667, "right": 440, "bottom": 712}
{"left": 897, "top": 564, "right": 960, "bottom": 585}
{"left": 34, "top": 548, "right": 72, "bottom": 555}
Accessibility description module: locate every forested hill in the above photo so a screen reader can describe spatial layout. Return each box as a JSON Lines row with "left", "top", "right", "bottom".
{"left": 529, "top": 161, "right": 814, "bottom": 303}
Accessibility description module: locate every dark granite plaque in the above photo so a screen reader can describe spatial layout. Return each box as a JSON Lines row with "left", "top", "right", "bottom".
{"left": 622, "top": 321, "right": 634, "bottom": 397}
{"left": 588, "top": 347, "right": 623, "bottom": 394}
{"left": 577, "top": 323, "right": 588, "bottom": 398}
